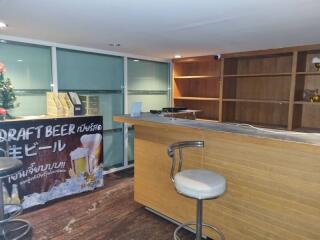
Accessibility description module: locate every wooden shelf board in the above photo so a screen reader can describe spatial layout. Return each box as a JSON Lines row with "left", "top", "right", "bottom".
{"left": 296, "top": 72, "right": 320, "bottom": 75}
{"left": 196, "top": 118, "right": 219, "bottom": 123}
{"left": 223, "top": 99, "right": 289, "bottom": 104}
{"left": 174, "top": 97, "right": 219, "bottom": 101}
{"left": 294, "top": 101, "right": 320, "bottom": 105}
{"left": 174, "top": 75, "right": 219, "bottom": 79}
{"left": 224, "top": 73, "right": 292, "bottom": 78}
{"left": 294, "top": 127, "right": 320, "bottom": 133}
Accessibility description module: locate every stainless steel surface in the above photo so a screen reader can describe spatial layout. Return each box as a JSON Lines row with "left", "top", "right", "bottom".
{"left": 196, "top": 200, "right": 203, "bottom": 240}
{"left": 174, "top": 221, "right": 224, "bottom": 240}
{"left": 0, "top": 179, "right": 4, "bottom": 222}
{"left": 167, "top": 141, "right": 204, "bottom": 182}
{"left": 122, "top": 113, "right": 320, "bottom": 146}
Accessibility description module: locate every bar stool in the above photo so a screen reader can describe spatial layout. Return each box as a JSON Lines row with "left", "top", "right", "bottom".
{"left": 0, "top": 137, "right": 32, "bottom": 239}
{"left": 167, "top": 141, "right": 226, "bottom": 240}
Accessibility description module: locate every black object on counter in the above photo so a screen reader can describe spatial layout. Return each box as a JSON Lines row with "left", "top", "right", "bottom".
{"left": 150, "top": 110, "right": 162, "bottom": 114}
{"left": 162, "top": 107, "right": 187, "bottom": 113}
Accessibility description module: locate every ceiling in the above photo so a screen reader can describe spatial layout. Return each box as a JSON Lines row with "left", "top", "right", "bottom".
{"left": 0, "top": 0, "right": 320, "bottom": 59}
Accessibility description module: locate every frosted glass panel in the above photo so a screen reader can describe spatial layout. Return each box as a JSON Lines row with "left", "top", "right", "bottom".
{"left": 103, "top": 130, "right": 124, "bottom": 169}
{"left": 128, "top": 94, "right": 168, "bottom": 112}
{"left": 0, "top": 41, "right": 52, "bottom": 89}
{"left": 10, "top": 94, "right": 47, "bottom": 117}
{"left": 128, "top": 59, "right": 169, "bottom": 91}
{"left": 57, "top": 49, "right": 123, "bottom": 90}
{"left": 96, "top": 93, "right": 123, "bottom": 130}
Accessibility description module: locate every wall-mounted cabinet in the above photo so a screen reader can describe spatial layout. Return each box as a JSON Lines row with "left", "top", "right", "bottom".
{"left": 172, "top": 44, "right": 320, "bottom": 132}
{"left": 172, "top": 56, "right": 221, "bottom": 120}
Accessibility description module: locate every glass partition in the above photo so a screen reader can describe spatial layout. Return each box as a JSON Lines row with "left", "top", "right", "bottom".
{"left": 127, "top": 59, "right": 170, "bottom": 164}
{"left": 128, "top": 58, "right": 169, "bottom": 112}
{"left": 57, "top": 48, "right": 124, "bottom": 169}
{"left": 0, "top": 40, "right": 170, "bottom": 173}
{"left": 0, "top": 41, "right": 52, "bottom": 116}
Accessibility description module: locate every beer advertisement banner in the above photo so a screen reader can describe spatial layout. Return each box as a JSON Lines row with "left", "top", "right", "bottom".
{"left": 0, "top": 116, "right": 104, "bottom": 211}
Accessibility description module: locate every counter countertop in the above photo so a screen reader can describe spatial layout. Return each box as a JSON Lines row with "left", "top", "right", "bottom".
{"left": 114, "top": 113, "right": 320, "bottom": 146}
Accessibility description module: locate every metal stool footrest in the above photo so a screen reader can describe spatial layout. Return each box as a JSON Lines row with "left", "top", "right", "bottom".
{"left": 2, "top": 219, "right": 32, "bottom": 240}
{"left": 0, "top": 204, "right": 23, "bottom": 224}
{"left": 0, "top": 204, "right": 32, "bottom": 240}
{"left": 174, "top": 221, "right": 224, "bottom": 240}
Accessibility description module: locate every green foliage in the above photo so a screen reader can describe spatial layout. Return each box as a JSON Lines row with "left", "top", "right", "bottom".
{"left": 0, "top": 73, "right": 19, "bottom": 110}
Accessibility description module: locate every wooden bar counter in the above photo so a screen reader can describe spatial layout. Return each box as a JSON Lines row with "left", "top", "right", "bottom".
{"left": 114, "top": 113, "right": 320, "bottom": 240}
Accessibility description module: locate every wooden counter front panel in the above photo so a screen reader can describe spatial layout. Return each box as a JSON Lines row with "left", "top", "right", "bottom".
{"left": 133, "top": 124, "right": 320, "bottom": 240}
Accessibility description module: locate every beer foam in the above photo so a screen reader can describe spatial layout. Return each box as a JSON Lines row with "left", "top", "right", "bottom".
{"left": 70, "top": 147, "right": 89, "bottom": 160}
{"left": 80, "top": 134, "right": 102, "bottom": 148}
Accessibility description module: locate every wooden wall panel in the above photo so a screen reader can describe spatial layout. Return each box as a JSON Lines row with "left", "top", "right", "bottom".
{"left": 174, "top": 78, "right": 219, "bottom": 98}
{"left": 301, "top": 105, "right": 320, "bottom": 129}
{"left": 235, "top": 76, "right": 291, "bottom": 101}
{"left": 132, "top": 123, "right": 320, "bottom": 240}
{"left": 174, "top": 59, "right": 220, "bottom": 77}
{"left": 236, "top": 54, "right": 293, "bottom": 74}
{"left": 234, "top": 102, "right": 289, "bottom": 126}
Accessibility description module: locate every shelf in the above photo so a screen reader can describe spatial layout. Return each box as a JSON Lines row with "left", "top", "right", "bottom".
{"left": 174, "top": 97, "right": 219, "bottom": 101}
{"left": 224, "top": 73, "right": 292, "bottom": 78}
{"left": 296, "top": 72, "right": 320, "bottom": 75}
{"left": 294, "top": 127, "right": 320, "bottom": 133}
{"left": 223, "top": 99, "right": 289, "bottom": 104}
{"left": 294, "top": 101, "right": 320, "bottom": 105}
{"left": 196, "top": 118, "right": 219, "bottom": 123}
{"left": 174, "top": 75, "right": 219, "bottom": 79}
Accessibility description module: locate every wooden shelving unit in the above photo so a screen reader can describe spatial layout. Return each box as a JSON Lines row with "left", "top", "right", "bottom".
{"left": 221, "top": 52, "right": 293, "bottom": 129}
{"left": 291, "top": 49, "right": 320, "bottom": 131}
{"left": 174, "top": 75, "right": 219, "bottom": 79}
{"left": 172, "top": 44, "right": 320, "bottom": 132}
{"left": 173, "top": 56, "right": 221, "bottom": 120}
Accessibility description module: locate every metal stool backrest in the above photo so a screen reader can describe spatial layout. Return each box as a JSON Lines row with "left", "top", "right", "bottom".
{"left": 0, "top": 137, "right": 9, "bottom": 157}
{"left": 167, "top": 141, "right": 204, "bottom": 182}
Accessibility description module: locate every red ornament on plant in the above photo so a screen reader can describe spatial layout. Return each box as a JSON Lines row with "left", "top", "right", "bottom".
{"left": 0, "top": 108, "right": 6, "bottom": 116}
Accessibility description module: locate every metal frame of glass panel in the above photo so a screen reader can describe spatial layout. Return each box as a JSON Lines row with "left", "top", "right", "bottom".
{"left": 0, "top": 36, "right": 171, "bottom": 175}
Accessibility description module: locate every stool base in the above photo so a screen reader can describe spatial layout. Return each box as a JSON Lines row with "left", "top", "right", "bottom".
{"left": 174, "top": 221, "right": 224, "bottom": 240}
{"left": 0, "top": 219, "right": 32, "bottom": 240}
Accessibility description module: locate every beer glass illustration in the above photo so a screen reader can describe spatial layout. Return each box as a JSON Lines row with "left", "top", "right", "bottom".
{"left": 70, "top": 148, "right": 89, "bottom": 176}
{"left": 80, "top": 134, "right": 102, "bottom": 172}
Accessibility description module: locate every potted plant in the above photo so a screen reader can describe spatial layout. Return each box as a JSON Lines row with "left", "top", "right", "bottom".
{"left": 0, "top": 63, "right": 19, "bottom": 119}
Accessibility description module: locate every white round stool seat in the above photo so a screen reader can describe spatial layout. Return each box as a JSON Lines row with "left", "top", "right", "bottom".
{"left": 174, "top": 169, "right": 226, "bottom": 200}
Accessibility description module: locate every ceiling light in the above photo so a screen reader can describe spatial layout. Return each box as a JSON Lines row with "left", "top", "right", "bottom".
{"left": 174, "top": 54, "right": 182, "bottom": 59}
{"left": 17, "top": 59, "right": 23, "bottom": 62}
{"left": 0, "top": 39, "right": 7, "bottom": 43}
{"left": 0, "top": 22, "right": 8, "bottom": 29}
{"left": 133, "top": 59, "right": 140, "bottom": 62}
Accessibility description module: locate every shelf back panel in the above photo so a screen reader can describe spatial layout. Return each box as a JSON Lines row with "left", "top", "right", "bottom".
{"left": 223, "top": 102, "right": 288, "bottom": 127}
{"left": 174, "top": 78, "right": 219, "bottom": 98}
{"left": 174, "top": 59, "right": 220, "bottom": 77}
